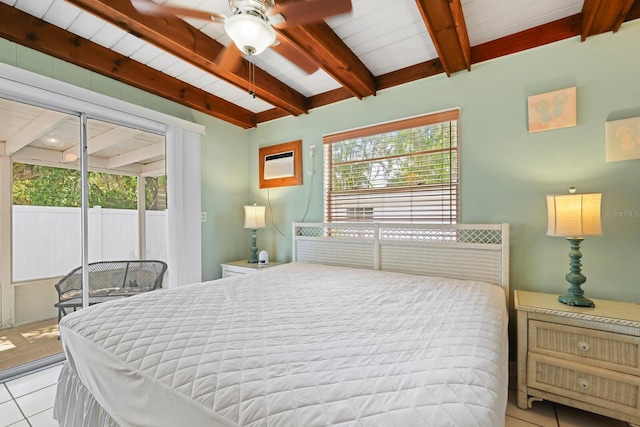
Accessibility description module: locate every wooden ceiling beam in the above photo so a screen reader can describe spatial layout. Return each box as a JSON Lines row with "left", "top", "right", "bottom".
{"left": 472, "top": 15, "right": 581, "bottom": 64}
{"left": 273, "top": 0, "right": 374, "bottom": 99}
{"left": 414, "top": 0, "right": 471, "bottom": 76}
{"left": 376, "top": 60, "right": 446, "bottom": 92}
{"left": 257, "top": 15, "right": 583, "bottom": 125}
{"left": 626, "top": 0, "right": 640, "bottom": 21}
{"left": 0, "top": 4, "right": 256, "bottom": 129}
{"left": 257, "top": 58, "right": 445, "bottom": 123}
{"left": 581, "top": 0, "right": 636, "bottom": 41}
{"left": 66, "top": 0, "right": 309, "bottom": 117}
{"left": 275, "top": 26, "right": 375, "bottom": 99}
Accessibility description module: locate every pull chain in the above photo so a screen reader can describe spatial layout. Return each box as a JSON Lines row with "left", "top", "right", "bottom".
{"left": 248, "top": 60, "right": 256, "bottom": 99}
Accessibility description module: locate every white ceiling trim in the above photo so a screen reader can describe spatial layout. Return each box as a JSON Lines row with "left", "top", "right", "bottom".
{"left": 12, "top": 145, "right": 145, "bottom": 175}
{"left": 88, "top": 127, "right": 142, "bottom": 155}
{"left": 142, "top": 160, "right": 166, "bottom": 177}
{"left": 107, "top": 143, "right": 165, "bottom": 169}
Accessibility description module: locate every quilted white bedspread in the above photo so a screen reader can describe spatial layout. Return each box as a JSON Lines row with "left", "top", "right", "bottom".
{"left": 57, "top": 262, "right": 508, "bottom": 427}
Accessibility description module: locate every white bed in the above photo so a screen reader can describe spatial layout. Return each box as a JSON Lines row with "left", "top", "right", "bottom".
{"left": 54, "top": 222, "right": 510, "bottom": 427}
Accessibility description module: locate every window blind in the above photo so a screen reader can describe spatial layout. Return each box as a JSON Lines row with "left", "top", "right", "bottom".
{"left": 323, "top": 109, "right": 459, "bottom": 223}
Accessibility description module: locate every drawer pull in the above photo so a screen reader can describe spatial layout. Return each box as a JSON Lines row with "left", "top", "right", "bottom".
{"left": 576, "top": 341, "right": 591, "bottom": 352}
{"left": 577, "top": 378, "right": 590, "bottom": 390}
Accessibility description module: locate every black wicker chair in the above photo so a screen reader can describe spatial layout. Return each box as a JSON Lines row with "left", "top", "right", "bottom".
{"left": 54, "top": 260, "right": 167, "bottom": 321}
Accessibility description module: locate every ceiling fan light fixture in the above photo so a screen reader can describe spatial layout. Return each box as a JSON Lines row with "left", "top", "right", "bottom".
{"left": 225, "top": 13, "right": 276, "bottom": 55}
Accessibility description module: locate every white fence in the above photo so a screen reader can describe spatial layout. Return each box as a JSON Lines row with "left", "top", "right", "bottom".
{"left": 12, "top": 206, "right": 167, "bottom": 282}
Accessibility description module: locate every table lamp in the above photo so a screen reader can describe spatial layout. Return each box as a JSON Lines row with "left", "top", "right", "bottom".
{"left": 244, "top": 203, "right": 266, "bottom": 263}
{"left": 546, "top": 187, "right": 602, "bottom": 307}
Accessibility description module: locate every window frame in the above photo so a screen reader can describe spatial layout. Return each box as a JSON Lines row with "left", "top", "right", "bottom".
{"left": 323, "top": 109, "right": 460, "bottom": 224}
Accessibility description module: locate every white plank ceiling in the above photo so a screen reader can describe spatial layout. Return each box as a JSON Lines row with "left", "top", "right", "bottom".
{"left": 3, "top": 0, "right": 635, "bottom": 168}
{"left": 1, "top": 0, "right": 584, "bottom": 115}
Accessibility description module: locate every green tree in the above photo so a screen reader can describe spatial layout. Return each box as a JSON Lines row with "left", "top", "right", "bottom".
{"left": 330, "top": 121, "right": 455, "bottom": 191}
{"left": 88, "top": 172, "right": 138, "bottom": 209}
{"left": 145, "top": 175, "right": 167, "bottom": 210}
{"left": 12, "top": 163, "right": 166, "bottom": 210}
{"left": 12, "top": 164, "right": 81, "bottom": 207}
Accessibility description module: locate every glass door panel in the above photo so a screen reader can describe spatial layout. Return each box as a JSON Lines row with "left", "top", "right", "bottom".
{"left": 2, "top": 98, "right": 80, "bottom": 373}
{"left": 85, "top": 118, "right": 166, "bottom": 264}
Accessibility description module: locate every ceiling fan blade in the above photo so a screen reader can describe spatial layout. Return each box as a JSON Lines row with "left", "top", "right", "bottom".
{"left": 271, "top": 36, "right": 319, "bottom": 74}
{"left": 130, "top": 0, "right": 225, "bottom": 23}
{"left": 271, "top": 0, "right": 352, "bottom": 27}
{"left": 215, "top": 44, "right": 244, "bottom": 71}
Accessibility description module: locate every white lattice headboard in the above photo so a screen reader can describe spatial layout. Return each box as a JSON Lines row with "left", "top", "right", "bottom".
{"left": 292, "top": 222, "right": 510, "bottom": 299}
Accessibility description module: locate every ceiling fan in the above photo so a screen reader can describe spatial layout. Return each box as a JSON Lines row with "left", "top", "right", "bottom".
{"left": 131, "top": 0, "right": 353, "bottom": 74}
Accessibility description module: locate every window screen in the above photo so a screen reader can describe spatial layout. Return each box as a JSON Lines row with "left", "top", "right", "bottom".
{"left": 323, "top": 109, "right": 459, "bottom": 223}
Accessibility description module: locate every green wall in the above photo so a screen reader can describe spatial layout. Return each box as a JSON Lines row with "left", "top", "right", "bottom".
{"left": 197, "top": 111, "right": 248, "bottom": 279}
{"left": 2, "top": 20, "right": 639, "bottom": 302}
{"left": 247, "top": 20, "right": 640, "bottom": 305}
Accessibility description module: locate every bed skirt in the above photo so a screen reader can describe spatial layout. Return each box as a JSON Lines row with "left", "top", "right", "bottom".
{"left": 54, "top": 362, "right": 118, "bottom": 427}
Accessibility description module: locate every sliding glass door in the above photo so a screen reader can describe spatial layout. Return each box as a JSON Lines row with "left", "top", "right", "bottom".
{"left": 0, "top": 98, "right": 166, "bottom": 377}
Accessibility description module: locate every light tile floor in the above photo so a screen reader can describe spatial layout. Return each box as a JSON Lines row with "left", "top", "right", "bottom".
{"left": 0, "top": 363, "right": 632, "bottom": 427}
{"left": 505, "top": 367, "right": 631, "bottom": 427}
{"left": 0, "top": 364, "right": 61, "bottom": 427}
{"left": 505, "top": 388, "right": 630, "bottom": 427}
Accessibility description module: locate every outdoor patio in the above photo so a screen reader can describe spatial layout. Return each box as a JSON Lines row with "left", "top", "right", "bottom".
{"left": 0, "top": 318, "right": 61, "bottom": 372}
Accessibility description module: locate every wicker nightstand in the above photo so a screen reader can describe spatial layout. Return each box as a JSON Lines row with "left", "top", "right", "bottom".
{"left": 515, "top": 290, "right": 640, "bottom": 426}
{"left": 221, "top": 260, "right": 282, "bottom": 278}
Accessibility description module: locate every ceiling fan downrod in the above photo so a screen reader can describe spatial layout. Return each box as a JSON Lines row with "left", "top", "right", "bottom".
{"left": 228, "top": 0, "right": 275, "bottom": 20}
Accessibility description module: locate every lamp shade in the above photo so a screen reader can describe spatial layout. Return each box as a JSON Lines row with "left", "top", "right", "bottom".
{"left": 225, "top": 14, "right": 276, "bottom": 56}
{"left": 244, "top": 204, "right": 266, "bottom": 229}
{"left": 546, "top": 193, "right": 602, "bottom": 237}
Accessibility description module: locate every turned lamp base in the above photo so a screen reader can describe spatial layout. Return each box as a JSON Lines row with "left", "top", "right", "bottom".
{"left": 558, "top": 294, "right": 594, "bottom": 307}
{"left": 248, "top": 227, "right": 259, "bottom": 263}
{"left": 557, "top": 237, "right": 595, "bottom": 308}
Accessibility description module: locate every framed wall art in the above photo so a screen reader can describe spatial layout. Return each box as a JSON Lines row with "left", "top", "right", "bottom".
{"left": 259, "top": 140, "right": 303, "bottom": 189}
{"left": 605, "top": 116, "right": 640, "bottom": 162}
{"left": 528, "top": 87, "right": 577, "bottom": 133}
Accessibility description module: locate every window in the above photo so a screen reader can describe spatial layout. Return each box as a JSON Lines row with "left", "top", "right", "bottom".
{"left": 323, "top": 109, "right": 459, "bottom": 223}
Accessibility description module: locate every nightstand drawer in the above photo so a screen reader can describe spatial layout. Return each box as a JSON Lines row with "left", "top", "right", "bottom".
{"left": 223, "top": 269, "right": 246, "bottom": 278}
{"left": 529, "top": 319, "right": 640, "bottom": 374}
{"left": 221, "top": 260, "right": 283, "bottom": 278}
{"left": 528, "top": 353, "right": 640, "bottom": 414}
